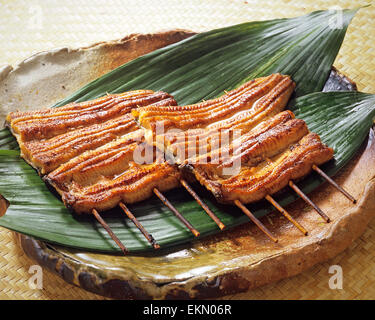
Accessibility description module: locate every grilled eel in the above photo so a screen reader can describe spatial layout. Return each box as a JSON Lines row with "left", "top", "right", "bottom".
{"left": 134, "top": 74, "right": 294, "bottom": 131}
{"left": 181, "top": 113, "right": 334, "bottom": 204}
{"left": 6, "top": 90, "right": 182, "bottom": 213}
{"left": 6, "top": 74, "right": 333, "bottom": 213}
{"left": 46, "top": 130, "right": 181, "bottom": 213}
{"left": 133, "top": 73, "right": 296, "bottom": 163}
{"left": 133, "top": 76, "right": 334, "bottom": 205}
{"left": 6, "top": 90, "right": 176, "bottom": 174}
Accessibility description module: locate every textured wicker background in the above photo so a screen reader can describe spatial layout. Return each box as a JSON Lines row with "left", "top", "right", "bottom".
{"left": 0, "top": 0, "right": 374, "bottom": 300}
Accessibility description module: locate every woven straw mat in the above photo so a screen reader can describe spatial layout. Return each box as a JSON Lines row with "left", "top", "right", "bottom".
{"left": 0, "top": 0, "right": 375, "bottom": 300}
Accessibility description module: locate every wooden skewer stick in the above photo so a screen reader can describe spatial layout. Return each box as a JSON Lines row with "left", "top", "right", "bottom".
{"left": 119, "top": 202, "right": 160, "bottom": 250}
{"left": 92, "top": 208, "right": 128, "bottom": 255}
{"left": 289, "top": 181, "right": 331, "bottom": 223}
{"left": 234, "top": 200, "right": 278, "bottom": 243}
{"left": 265, "top": 195, "right": 308, "bottom": 236}
{"left": 312, "top": 165, "right": 356, "bottom": 204}
{"left": 179, "top": 179, "right": 226, "bottom": 230}
{"left": 153, "top": 188, "right": 200, "bottom": 237}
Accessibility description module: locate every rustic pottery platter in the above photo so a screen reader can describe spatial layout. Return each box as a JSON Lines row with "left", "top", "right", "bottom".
{"left": 1, "top": 31, "right": 375, "bottom": 299}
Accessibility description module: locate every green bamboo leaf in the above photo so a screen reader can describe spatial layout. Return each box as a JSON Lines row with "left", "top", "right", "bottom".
{"left": 293, "top": 91, "right": 375, "bottom": 170}
{"left": 0, "top": 9, "right": 371, "bottom": 253}
{"left": 51, "top": 8, "right": 357, "bottom": 106}
{"left": 0, "top": 91, "right": 374, "bottom": 252}
{"left": 0, "top": 130, "right": 18, "bottom": 150}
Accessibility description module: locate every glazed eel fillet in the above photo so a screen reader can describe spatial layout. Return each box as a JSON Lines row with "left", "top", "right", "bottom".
{"left": 7, "top": 90, "right": 176, "bottom": 174}
{"left": 182, "top": 114, "right": 334, "bottom": 204}
{"left": 6, "top": 74, "right": 334, "bottom": 214}
{"left": 133, "top": 73, "right": 296, "bottom": 163}
{"left": 6, "top": 90, "right": 181, "bottom": 213}
{"left": 134, "top": 74, "right": 334, "bottom": 205}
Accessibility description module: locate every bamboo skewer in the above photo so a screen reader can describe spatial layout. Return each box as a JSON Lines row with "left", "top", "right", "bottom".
{"left": 312, "top": 165, "right": 356, "bottom": 203}
{"left": 119, "top": 202, "right": 160, "bottom": 249}
{"left": 90, "top": 163, "right": 354, "bottom": 252}
{"left": 179, "top": 178, "right": 226, "bottom": 230}
{"left": 265, "top": 195, "right": 308, "bottom": 236}
{"left": 289, "top": 181, "right": 331, "bottom": 223}
{"left": 234, "top": 200, "right": 278, "bottom": 243}
{"left": 92, "top": 208, "right": 128, "bottom": 255}
{"left": 153, "top": 188, "right": 200, "bottom": 237}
